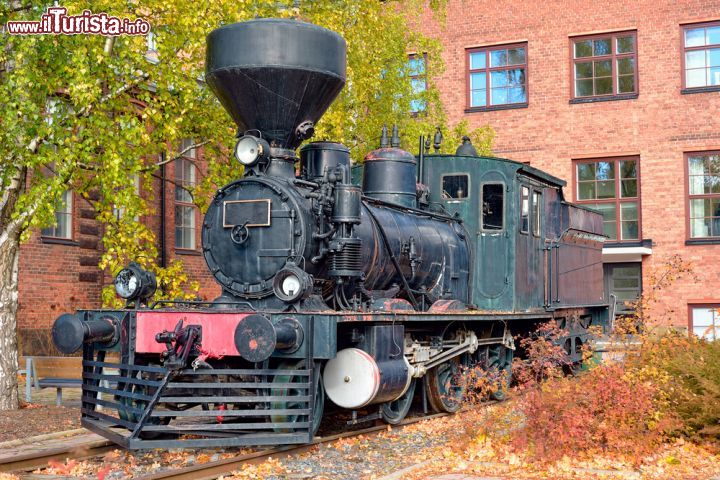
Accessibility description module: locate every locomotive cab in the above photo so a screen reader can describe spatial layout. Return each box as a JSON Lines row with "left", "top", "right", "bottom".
{"left": 421, "top": 154, "right": 607, "bottom": 315}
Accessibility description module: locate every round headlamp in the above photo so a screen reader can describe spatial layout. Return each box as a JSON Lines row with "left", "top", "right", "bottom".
{"left": 281, "top": 275, "right": 301, "bottom": 297}
{"left": 272, "top": 264, "right": 312, "bottom": 303}
{"left": 114, "top": 262, "right": 157, "bottom": 302}
{"left": 115, "top": 268, "right": 139, "bottom": 299}
{"left": 234, "top": 135, "right": 269, "bottom": 167}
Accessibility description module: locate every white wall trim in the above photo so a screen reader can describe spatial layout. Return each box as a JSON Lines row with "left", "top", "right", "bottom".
{"left": 602, "top": 246, "right": 652, "bottom": 263}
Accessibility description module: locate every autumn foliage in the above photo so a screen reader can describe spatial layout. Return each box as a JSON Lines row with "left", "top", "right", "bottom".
{"left": 511, "top": 321, "right": 579, "bottom": 385}
{"left": 468, "top": 260, "right": 719, "bottom": 468}
{"left": 512, "top": 362, "right": 673, "bottom": 460}
{"left": 477, "top": 320, "right": 667, "bottom": 461}
{"left": 634, "top": 332, "right": 720, "bottom": 438}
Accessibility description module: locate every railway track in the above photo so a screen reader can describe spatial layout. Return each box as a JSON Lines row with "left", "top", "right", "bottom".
{"left": 1, "top": 412, "right": 448, "bottom": 479}
{"left": 0, "top": 437, "right": 115, "bottom": 473}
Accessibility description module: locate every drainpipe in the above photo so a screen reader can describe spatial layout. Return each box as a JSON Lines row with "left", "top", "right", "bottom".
{"left": 159, "top": 152, "right": 167, "bottom": 268}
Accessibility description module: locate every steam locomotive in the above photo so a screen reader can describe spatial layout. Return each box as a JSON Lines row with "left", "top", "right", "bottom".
{"left": 51, "top": 18, "right": 609, "bottom": 449}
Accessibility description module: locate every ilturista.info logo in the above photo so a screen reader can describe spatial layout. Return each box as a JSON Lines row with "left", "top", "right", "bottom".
{"left": 5, "top": 7, "right": 150, "bottom": 36}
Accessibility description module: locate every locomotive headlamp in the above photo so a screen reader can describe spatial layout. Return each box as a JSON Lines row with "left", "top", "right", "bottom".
{"left": 272, "top": 264, "right": 312, "bottom": 303}
{"left": 234, "top": 135, "right": 270, "bottom": 167}
{"left": 281, "top": 275, "right": 301, "bottom": 297}
{"left": 114, "top": 262, "right": 157, "bottom": 302}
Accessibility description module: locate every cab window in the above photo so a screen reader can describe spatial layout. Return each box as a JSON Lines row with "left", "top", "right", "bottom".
{"left": 482, "top": 183, "right": 504, "bottom": 230}
{"left": 532, "top": 191, "right": 541, "bottom": 236}
{"left": 520, "top": 186, "right": 530, "bottom": 233}
{"left": 441, "top": 174, "right": 469, "bottom": 199}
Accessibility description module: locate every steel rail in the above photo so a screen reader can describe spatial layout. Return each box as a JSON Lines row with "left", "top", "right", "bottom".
{"left": 0, "top": 438, "right": 115, "bottom": 473}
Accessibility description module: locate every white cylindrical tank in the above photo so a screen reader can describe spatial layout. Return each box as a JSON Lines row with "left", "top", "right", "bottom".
{"left": 323, "top": 348, "right": 412, "bottom": 409}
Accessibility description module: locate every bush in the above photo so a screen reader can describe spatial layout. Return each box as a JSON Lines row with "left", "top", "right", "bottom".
{"left": 490, "top": 321, "right": 679, "bottom": 462}
{"left": 493, "top": 329, "right": 719, "bottom": 463}
{"left": 634, "top": 332, "right": 720, "bottom": 437}
{"left": 510, "top": 362, "right": 675, "bottom": 461}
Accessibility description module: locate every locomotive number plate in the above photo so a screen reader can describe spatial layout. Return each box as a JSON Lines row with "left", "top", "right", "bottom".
{"left": 223, "top": 199, "right": 271, "bottom": 228}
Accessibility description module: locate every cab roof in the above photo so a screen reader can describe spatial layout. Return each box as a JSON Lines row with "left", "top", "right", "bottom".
{"left": 423, "top": 154, "right": 567, "bottom": 188}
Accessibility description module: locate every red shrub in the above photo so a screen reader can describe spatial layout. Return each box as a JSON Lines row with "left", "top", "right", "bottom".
{"left": 511, "top": 362, "right": 676, "bottom": 461}
{"left": 512, "top": 320, "right": 573, "bottom": 387}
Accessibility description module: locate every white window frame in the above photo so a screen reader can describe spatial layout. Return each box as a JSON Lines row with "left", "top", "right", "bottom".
{"left": 113, "top": 175, "right": 141, "bottom": 221}
{"left": 690, "top": 305, "right": 719, "bottom": 340}
{"left": 42, "top": 190, "right": 73, "bottom": 239}
{"left": 174, "top": 141, "right": 197, "bottom": 250}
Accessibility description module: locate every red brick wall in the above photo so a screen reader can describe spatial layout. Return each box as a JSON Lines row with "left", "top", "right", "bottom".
{"left": 17, "top": 194, "right": 104, "bottom": 349}
{"left": 419, "top": 1, "right": 720, "bottom": 327}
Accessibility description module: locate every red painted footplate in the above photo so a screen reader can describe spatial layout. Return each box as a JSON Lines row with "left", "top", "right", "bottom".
{"left": 135, "top": 311, "right": 252, "bottom": 355}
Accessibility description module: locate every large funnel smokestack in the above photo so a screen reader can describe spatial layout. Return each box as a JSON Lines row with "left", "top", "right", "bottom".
{"left": 205, "top": 19, "right": 347, "bottom": 150}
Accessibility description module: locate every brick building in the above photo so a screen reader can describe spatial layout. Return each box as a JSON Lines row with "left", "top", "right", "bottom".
{"left": 16, "top": 1, "right": 720, "bottom": 350}
{"left": 417, "top": 0, "right": 720, "bottom": 335}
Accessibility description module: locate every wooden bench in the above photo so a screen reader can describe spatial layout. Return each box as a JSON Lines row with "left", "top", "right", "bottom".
{"left": 24, "top": 356, "right": 83, "bottom": 406}
{"left": 23, "top": 353, "right": 121, "bottom": 406}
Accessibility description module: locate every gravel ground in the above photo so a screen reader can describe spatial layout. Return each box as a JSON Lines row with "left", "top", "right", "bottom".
{"left": 254, "top": 427, "right": 450, "bottom": 479}
{"left": 223, "top": 412, "right": 479, "bottom": 480}
{"left": 33, "top": 446, "right": 261, "bottom": 478}
{"left": 0, "top": 378, "right": 83, "bottom": 443}
{"left": 23, "top": 408, "right": 482, "bottom": 479}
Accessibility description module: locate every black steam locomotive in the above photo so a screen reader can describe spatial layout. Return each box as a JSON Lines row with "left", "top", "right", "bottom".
{"left": 51, "top": 19, "right": 609, "bottom": 449}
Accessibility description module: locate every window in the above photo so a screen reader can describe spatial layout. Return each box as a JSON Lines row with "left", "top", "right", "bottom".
{"left": 146, "top": 32, "right": 159, "bottom": 64}
{"left": 467, "top": 43, "right": 527, "bottom": 108}
{"left": 45, "top": 97, "right": 59, "bottom": 126}
{"left": 408, "top": 54, "right": 426, "bottom": 113}
{"left": 683, "top": 22, "right": 720, "bottom": 89}
{"left": 688, "top": 152, "right": 720, "bottom": 238}
{"left": 690, "top": 305, "right": 719, "bottom": 340}
{"left": 532, "top": 191, "right": 541, "bottom": 236}
{"left": 45, "top": 96, "right": 70, "bottom": 151}
{"left": 520, "top": 186, "right": 529, "bottom": 233}
{"left": 113, "top": 175, "right": 141, "bottom": 221}
{"left": 571, "top": 32, "right": 637, "bottom": 98}
{"left": 575, "top": 157, "right": 640, "bottom": 241}
{"left": 175, "top": 140, "right": 197, "bottom": 250}
{"left": 604, "top": 263, "right": 642, "bottom": 314}
{"left": 41, "top": 190, "right": 72, "bottom": 239}
{"left": 441, "top": 174, "right": 469, "bottom": 199}
{"left": 481, "top": 183, "right": 504, "bottom": 230}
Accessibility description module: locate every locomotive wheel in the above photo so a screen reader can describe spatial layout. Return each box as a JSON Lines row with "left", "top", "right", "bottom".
{"left": 270, "top": 360, "right": 324, "bottom": 436}
{"left": 424, "top": 354, "right": 468, "bottom": 413}
{"left": 487, "top": 345, "right": 513, "bottom": 401}
{"left": 381, "top": 379, "right": 416, "bottom": 424}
